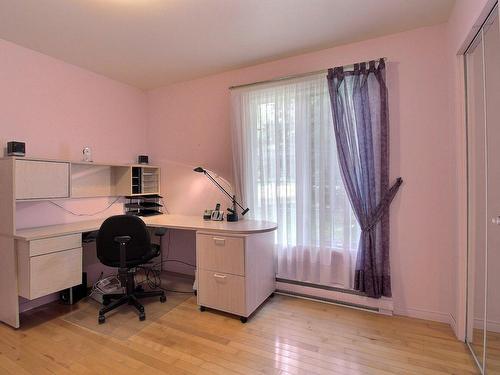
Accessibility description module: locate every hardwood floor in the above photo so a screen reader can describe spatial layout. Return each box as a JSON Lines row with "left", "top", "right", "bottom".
{"left": 0, "top": 294, "right": 477, "bottom": 375}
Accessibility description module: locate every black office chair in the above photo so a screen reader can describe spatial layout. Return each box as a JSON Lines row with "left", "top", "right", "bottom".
{"left": 96, "top": 215, "right": 166, "bottom": 324}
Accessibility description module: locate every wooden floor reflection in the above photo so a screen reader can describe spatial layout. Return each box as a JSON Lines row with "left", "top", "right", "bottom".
{"left": 487, "top": 330, "right": 500, "bottom": 374}
{"left": 470, "top": 327, "right": 485, "bottom": 370}
{"left": 0, "top": 293, "right": 477, "bottom": 374}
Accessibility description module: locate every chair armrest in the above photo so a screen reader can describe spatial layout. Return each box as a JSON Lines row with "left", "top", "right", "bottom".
{"left": 114, "top": 235, "right": 131, "bottom": 244}
{"left": 154, "top": 228, "right": 167, "bottom": 237}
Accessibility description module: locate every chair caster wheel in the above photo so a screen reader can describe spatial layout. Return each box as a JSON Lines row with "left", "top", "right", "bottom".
{"left": 160, "top": 294, "right": 166, "bottom": 303}
{"left": 98, "top": 315, "right": 105, "bottom": 324}
{"left": 240, "top": 317, "right": 248, "bottom": 323}
{"left": 200, "top": 306, "right": 206, "bottom": 312}
{"left": 139, "top": 313, "right": 146, "bottom": 321}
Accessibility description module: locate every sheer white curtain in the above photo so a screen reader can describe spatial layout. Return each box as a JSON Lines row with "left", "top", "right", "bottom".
{"left": 231, "top": 73, "right": 360, "bottom": 289}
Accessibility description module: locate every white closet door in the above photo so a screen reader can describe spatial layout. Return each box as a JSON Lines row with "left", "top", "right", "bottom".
{"left": 466, "top": 12, "right": 487, "bottom": 371}
{"left": 484, "top": 8, "right": 500, "bottom": 375}
{"left": 466, "top": 5, "right": 500, "bottom": 373}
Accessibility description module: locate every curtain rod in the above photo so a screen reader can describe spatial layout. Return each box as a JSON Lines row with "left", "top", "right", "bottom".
{"left": 229, "top": 57, "right": 387, "bottom": 90}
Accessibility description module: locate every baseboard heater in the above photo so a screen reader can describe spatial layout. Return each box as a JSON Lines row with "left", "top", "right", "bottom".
{"left": 275, "top": 277, "right": 393, "bottom": 315}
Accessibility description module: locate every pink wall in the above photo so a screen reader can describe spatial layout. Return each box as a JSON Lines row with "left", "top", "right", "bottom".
{"left": 0, "top": 38, "right": 149, "bottom": 311}
{"left": 447, "top": 0, "right": 494, "bottom": 53}
{"left": 3, "top": 1, "right": 488, "bottom": 329}
{"left": 147, "top": 24, "right": 456, "bottom": 322}
{"left": 0, "top": 37, "right": 148, "bottom": 230}
{"left": 0, "top": 38, "right": 148, "bottom": 163}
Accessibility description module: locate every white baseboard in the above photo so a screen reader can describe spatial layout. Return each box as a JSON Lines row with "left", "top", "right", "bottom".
{"left": 276, "top": 280, "right": 460, "bottom": 336}
{"left": 276, "top": 281, "right": 393, "bottom": 313}
{"left": 474, "top": 317, "right": 500, "bottom": 333}
{"left": 393, "top": 306, "right": 452, "bottom": 324}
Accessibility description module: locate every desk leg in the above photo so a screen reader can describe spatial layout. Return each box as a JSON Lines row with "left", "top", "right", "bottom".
{"left": 0, "top": 236, "right": 20, "bottom": 328}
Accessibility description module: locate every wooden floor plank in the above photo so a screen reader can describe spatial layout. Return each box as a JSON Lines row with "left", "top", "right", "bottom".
{"left": 0, "top": 293, "right": 477, "bottom": 374}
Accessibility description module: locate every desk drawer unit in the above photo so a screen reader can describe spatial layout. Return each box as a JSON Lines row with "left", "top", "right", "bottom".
{"left": 197, "top": 234, "right": 245, "bottom": 275}
{"left": 27, "top": 234, "right": 81, "bottom": 256}
{"left": 17, "top": 234, "right": 83, "bottom": 300}
{"left": 196, "top": 231, "right": 275, "bottom": 321}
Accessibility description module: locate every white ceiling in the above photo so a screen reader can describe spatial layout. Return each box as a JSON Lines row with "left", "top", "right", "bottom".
{"left": 0, "top": 0, "right": 455, "bottom": 89}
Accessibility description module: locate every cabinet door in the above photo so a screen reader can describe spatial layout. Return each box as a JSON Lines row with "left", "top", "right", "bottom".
{"left": 197, "top": 234, "right": 245, "bottom": 275}
{"left": 197, "top": 269, "right": 246, "bottom": 315}
{"left": 18, "top": 247, "right": 82, "bottom": 300}
{"left": 15, "top": 160, "right": 70, "bottom": 200}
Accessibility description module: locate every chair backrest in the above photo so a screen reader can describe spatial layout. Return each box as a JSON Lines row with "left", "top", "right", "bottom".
{"left": 96, "top": 215, "right": 151, "bottom": 267}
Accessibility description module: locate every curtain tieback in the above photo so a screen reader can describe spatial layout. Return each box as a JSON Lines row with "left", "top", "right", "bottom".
{"left": 361, "top": 177, "right": 403, "bottom": 232}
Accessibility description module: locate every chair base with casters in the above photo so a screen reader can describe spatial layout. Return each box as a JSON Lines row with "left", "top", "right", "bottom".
{"left": 98, "top": 267, "right": 166, "bottom": 324}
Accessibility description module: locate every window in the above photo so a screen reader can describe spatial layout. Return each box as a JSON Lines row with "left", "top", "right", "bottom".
{"left": 231, "top": 73, "right": 360, "bottom": 289}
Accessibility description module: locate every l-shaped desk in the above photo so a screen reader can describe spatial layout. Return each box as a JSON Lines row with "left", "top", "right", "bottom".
{"left": 1, "top": 214, "right": 277, "bottom": 328}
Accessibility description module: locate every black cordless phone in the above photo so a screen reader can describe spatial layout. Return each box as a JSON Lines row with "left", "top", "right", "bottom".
{"left": 211, "top": 203, "right": 224, "bottom": 221}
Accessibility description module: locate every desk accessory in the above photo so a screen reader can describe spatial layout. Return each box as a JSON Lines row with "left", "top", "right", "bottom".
{"left": 125, "top": 194, "right": 163, "bottom": 216}
{"left": 203, "top": 209, "right": 213, "bottom": 220}
{"left": 82, "top": 147, "right": 92, "bottom": 162}
{"left": 193, "top": 167, "right": 249, "bottom": 222}
{"left": 7, "top": 141, "right": 25, "bottom": 156}
{"left": 90, "top": 275, "right": 125, "bottom": 303}
{"left": 210, "top": 203, "right": 224, "bottom": 221}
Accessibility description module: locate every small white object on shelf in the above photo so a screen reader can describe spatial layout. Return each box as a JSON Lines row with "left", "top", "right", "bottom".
{"left": 82, "top": 147, "right": 92, "bottom": 162}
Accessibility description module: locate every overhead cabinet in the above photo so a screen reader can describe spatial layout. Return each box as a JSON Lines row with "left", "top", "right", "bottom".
{"left": 15, "top": 159, "right": 70, "bottom": 200}
{"left": 9, "top": 157, "right": 161, "bottom": 201}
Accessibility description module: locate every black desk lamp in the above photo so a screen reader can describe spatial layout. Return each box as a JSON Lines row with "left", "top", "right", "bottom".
{"left": 193, "top": 167, "right": 249, "bottom": 222}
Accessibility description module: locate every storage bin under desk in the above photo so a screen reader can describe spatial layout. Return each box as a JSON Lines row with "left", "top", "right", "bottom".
{"left": 16, "top": 234, "right": 83, "bottom": 300}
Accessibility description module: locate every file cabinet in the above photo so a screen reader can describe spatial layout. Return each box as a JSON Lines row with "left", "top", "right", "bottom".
{"left": 196, "top": 231, "right": 275, "bottom": 322}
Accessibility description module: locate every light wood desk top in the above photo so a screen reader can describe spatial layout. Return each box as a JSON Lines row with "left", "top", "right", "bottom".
{"left": 14, "top": 214, "right": 277, "bottom": 241}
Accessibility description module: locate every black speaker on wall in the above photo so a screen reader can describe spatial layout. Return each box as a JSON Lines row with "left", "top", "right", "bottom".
{"left": 60, "top": 272, "right": 88, "bottom": 305}
{"left": 7, "top": 141, "right": 25, "bottom": 156}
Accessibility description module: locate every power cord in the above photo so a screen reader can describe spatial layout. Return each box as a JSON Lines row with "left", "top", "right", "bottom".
{"left": 158, "top": 229, "right": 196, "bottom": 268}
{"left": 135, "top": 265, "right": 195, "bottom": 294}
{"left": 89, "top": 229, "right": 196, "bottom": 295}
{"left": 49, "top": 197, "right": 122, "bottom": 216}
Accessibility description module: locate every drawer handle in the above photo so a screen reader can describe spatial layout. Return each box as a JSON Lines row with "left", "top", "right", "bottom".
{"left": 213, "top": 273, "right": 227, "bottom": 279}
{"left": 213, "top": 237, "right": 226, "bottom": 245}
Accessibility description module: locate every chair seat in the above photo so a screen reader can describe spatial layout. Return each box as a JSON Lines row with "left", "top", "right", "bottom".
{"left": 101, "top": 243, "right": 160, "bottom": 268}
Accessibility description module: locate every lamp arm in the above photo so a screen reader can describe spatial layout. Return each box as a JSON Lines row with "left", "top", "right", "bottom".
{"left": 204, "top": 171, "right": 247, "bottom": 212}
{"left": 203, "top": 171, "right": 235, "bottom": 202}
